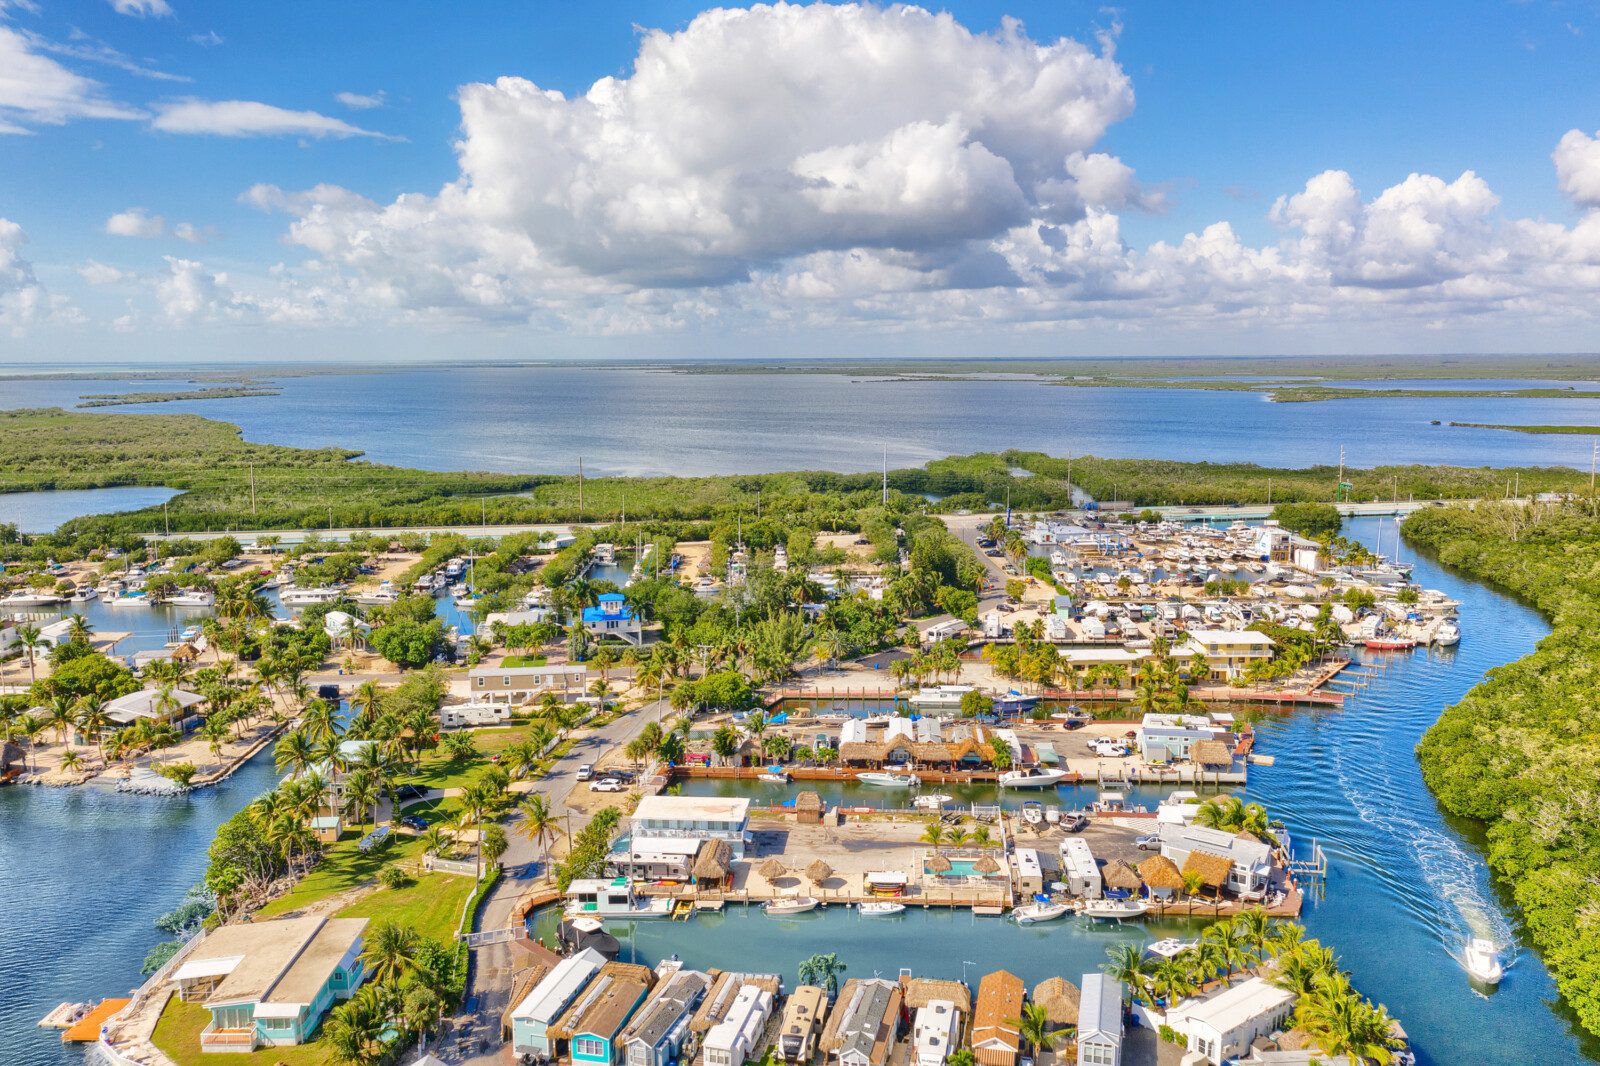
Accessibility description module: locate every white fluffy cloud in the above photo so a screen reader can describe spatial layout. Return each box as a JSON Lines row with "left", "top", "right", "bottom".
{"left": 0, "top": 217, "right": 48, "bottom": 328}
{"left": 150, "top": 99, "right": 392, "bottom": 139}
{"left": 0, "top": 25, "right": 143, "bottom": 132}
{"left": 1554, "top": 129, "right": 1600, "bottom": 210}
{"left": 108, "top": 0, "right": 172, "bottom": 16}
{"left": 104, "top": 207, "right": 207, "bottom": 242}
{"left": 335, "top": 90, "right": 386, "bottom": 110}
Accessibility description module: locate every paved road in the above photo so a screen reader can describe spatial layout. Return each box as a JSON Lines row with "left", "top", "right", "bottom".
{"left": 437, "top": 698, "right": 668, "bottom": 1065}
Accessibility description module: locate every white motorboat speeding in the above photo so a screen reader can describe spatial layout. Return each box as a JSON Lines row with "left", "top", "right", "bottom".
{"left": 764, "top": 896, "right": 819, "bottom": 916}
{"left": 858, "top": 901, "right": 905, "bottom": 918}
{"left": 1012, "top": 901, "right": 1070, "bottom": 924}
{"left": 856, "top": 772, "right": 918, "bottom": 788}
{"left": 998, "top": 768, "right": 1070, "bottom": 789}
{"left": 1463, "top": 938, "right": 1504, "bottom": 985}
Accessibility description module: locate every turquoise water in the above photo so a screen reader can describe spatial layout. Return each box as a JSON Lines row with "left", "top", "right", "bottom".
{"left": 3, "top": 516, "right": 1598, "bottom": 1064}
{"left": 0, "top": 488, "right": 182, "bottom": 534}
{"left": 3, "top": 367, "right": 1599, "bottom": 477}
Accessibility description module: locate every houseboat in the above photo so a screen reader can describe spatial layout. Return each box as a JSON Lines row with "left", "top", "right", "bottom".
{"left": 564, "top": 877, "right": 675, "bottom": 921}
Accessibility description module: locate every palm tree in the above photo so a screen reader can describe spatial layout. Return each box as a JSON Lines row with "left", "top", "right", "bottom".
{"left": 920, "top": 823, "right": 946, "bottom": 851}
{"left": 323, "top": 984, "right": 390, "bottom": 1066}
{"left": 66, "top": 614, "right": 94, "bottom": 645}
{"left": 349, "top": 680, "right": 384, "bottom": 727}
{"left": 1233, "top": 906, "right": 1273, "bottom": 963}
{"left": 1202, "top": 918, "right": 1255, "bottom": 976}
{"left": 1297, "top": 973, "right": 1397, "bottom": 1065}
{"left": 76, "top": 696, "right": 111, "bottom": 762}
{"left": 420, "top": 826, "right": 453, "bottom": 858}
{"left": 59, "top": 749, "right": 83, "bottom": 774}
{"left": 480, "top": 823, "right": 509, "bottom": 871}
{"left": 14, "top": 623, "right": 41, "bottom": 684}
{"left": 1147, "top": 958, "right": 1198, "bottom": 1006}
{"left": 274, "top": 728, "right": 316, "bottom": 778}
{"left": 360, "top": 921, "right": 421, "bottom": 986}
{"left": 1104, "top": 943, "right": 1151, "bottom": 1004}
{"left": 1011, "top": 1002, "right": 1068, "bottom": 1057}
{"left": 518, "top": 793, "right": 559, "bottom": 880}
{"left": 798, "top": 952, "right": 847, "bottom": 998}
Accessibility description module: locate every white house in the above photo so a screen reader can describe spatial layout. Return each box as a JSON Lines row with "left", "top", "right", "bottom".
{"left": 468, "top": 663, "right": 587, "bottom": 700}
{"left": 1076, "top": 974, "right": 1123, "bottom": 1066}
{"left": 1059, "top": 838, "right": 1102, "bottom": 899}
{"left": 1165, "top": 977, "right": 1295, "bottom": 1066}
{"left": 913, "top": 1000, "right": 960, "bottom": 1066}
{"left": 702, "top": 984, "right": 772, "bottom": 1066}
{"left": 1136, "top": 714, "right": 1228, "bottom": 763}
{"left": 1157, "top": 823, "right": 1273, "bottom": 896}
{"left": 582, "top": 593, "right": 643, "bottom": 646}
{"left": 1178, "top": 630, "right": 1275, "bottom": 681}
{"left": 619, "top": 796, "right": 751, "bottom": 877}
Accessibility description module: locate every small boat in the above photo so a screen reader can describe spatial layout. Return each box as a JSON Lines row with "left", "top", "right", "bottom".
{"left": 764, "top": 896, "right": 819, "bottom": 916}
{"left": 355, "top": 584, "right": 399, "bottom": 606}
{"left": 1364, "top": 637, "right": 1416, "bottom": 651}
{"left": 1012, "top": 900, "right": 1070, "bottom": 924}
{"left": 1144, "top": 937, "right": 1199, "bottom": 960}
{"left": 1463, "top": 938, "right": 1504, "bottom": 984}
{"left": 166, "top": 589, "right": 215, "bottom": 608}
{"left": 856, "top": 772, "right": 918, "bottom": 788}
{"left": 1020, "top": 801, "right": 1044, "bottom": 826}
{"left": 912, "top": 793, "right": 954, "bottom": 810}
{"left": 858, "top": 901, "right": 905, "bottom": 918}
{"left": 69, "top": 587, "right": 98, "bottom": 603}
{"left": 0, "top": 591, "right": 63, "bottom": 606}
{"left": 993, "top": 693, "right": 1040, "bottom": 716}
{"left": 1044, "top": 807, "right": 1062, "bottom": 825}
{"left": 1082, "top": 898, "right": 1148, "bottom": 921}
{"left": 107, "top": 592, "right": 151, "bottom": 607}
{"left": 998, "top": 768, "right": 1070, "bottom": 789}
{"left": 758, "top": 768, "right": 790, "bottom": 783}
{"left": 1434, "top": 619, "right": 1461, "bottom": 646}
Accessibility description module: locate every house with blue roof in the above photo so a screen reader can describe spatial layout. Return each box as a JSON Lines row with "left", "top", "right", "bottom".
{"left": 582, "top": 593, "right": 643, "bottom": 646}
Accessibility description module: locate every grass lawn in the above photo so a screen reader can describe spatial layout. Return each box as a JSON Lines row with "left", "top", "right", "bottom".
{"left": 152, "top": 997, "right": 332, "bottom": 1066}
{"left": 403, "top": 726, "right": 531, "bottom": 791}
{"left": 337, "top": 870, "right": 478, "bottom": 944}
{"left": 501, "top": 654, "right": 548, "bottom": 667}
{"left": 256, "top": 831, "right": 427, "bottom": 920}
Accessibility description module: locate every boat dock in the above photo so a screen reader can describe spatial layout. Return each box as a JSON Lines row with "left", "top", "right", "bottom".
{"left": 60, "top": 998, "right": 130, "bottom": 1043}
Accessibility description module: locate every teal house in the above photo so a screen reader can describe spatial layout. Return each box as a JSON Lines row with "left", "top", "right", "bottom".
{"left": 550, "top": 964, "right": 654, "bottom": 1065}
{"left": 169, "top": 915, "right": 368, "bottom": 1052}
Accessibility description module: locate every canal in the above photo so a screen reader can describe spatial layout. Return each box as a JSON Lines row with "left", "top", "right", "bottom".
{"left": 2, "top": 518, "right": 1596, "bottom": 1064}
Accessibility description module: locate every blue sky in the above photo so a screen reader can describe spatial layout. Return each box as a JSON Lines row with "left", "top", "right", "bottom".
{"left": 2, "top": 0, "right": 1599, "bottom": 361}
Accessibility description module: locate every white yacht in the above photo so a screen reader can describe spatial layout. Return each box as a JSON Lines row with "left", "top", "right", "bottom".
{"left": 998, "top": 768, "right": 1070, "bottom": 789}
{"left": 355, "top": 583, "right": 399, "bottom": 606}
{"left": 280, "top": 586, "right": 343, "bottom": 606}
{"left": 1082, "top": 898, "right": 1149, "bottom": 921}
{"left": 166, "top": 589, "right": 215, "bottom": 608}
{"left": 908, "top": 684, "right": 977, "bottom": 710}
{"left": 1434, "top": 619, "right": 1462, "bottom": 646}
{"left": 912, "top": 793, "right": 954, "bottom": 809}
{"left": 69, "top": 586, "right": 98, "bottom": 603}
{"left": 106, "top": 591, "right": 151, "bottom": 607}
{"left": 1, "top": 590, "right": 63, "bottom": 607}
{"left": 1463, "top": 938, "right": 1504, "bottom": 984}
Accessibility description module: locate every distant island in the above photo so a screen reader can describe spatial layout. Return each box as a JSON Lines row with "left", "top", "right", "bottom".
{"left": 1448, "top": 421, "right": 1600, "bottom": 435}
{"left": 75, "top": 385, "right": 282, "bottom": 408}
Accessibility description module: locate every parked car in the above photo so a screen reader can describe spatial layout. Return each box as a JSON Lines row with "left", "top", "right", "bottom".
{"left": 400, "top": 814, "right": 428, "bottom": 831}
{"left": 1135, "top": 834, "right": 1160, "bottom": 851}
{"left": 589, "top": 779, "right": 625, "bottom": 793}
{"left": 575, "top": 764, "right": 594, "bottom": 782}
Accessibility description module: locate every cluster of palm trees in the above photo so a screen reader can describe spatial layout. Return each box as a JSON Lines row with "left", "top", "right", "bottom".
{"left": 920, "top": 819, "right": 996, "bottom": 851}
{"left": 981, "top": 636, "right": 1132, "bottom": 696}
{"left": 888, "top": 639, "right": 967, "bottom": 689}
{"left": 1104, "top": 909, "right": 1402, "bottom": 1064}
{"left": 1193, "top": 795, "right": 1278, "bottom": 845}
{"left": 321, "top": 920, "right": 451, "bottom": 1066}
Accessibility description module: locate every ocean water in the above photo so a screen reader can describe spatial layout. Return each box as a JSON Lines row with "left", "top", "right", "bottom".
{"left": 0, "top": 489, "right": 183, "bottom": 535}
{"left": 3, "top": 366, "right": 1599, "bottom": 477}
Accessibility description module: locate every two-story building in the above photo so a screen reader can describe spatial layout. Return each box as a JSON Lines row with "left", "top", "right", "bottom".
{"left": 104, "top": 686, "right": 207, "bottom": 732}
{"left": 1177, "top": 629, "right": 1276, "bottom": 681}
{"left": 467, "top": 663, "right": 588, "bottom": 702}
{"left": 615, "top": 796, "right": 751, "bottom": 878}
{"left": 170, "top": 916, "right": 367, "bottom": 1052}
{"left": 1075, "top": 974, "right": 1123, "bottom": 1066}
{"left": 582, "top": 593, "right": 643, "bottom": 646}
{"left": 821, "top": 979, "right": 902, "bottom": 1066}
{"left": 971, "top": 970, "right": 1024, "bottom": 1066}
{"left": 1157, "top": 823, "right": 1274, "bottom": 898}
{"left": 1136, "top": 713, "right": 1230, "bottom": 763}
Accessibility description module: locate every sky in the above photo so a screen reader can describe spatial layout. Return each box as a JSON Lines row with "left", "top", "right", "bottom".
{"left": 2, "top": 0, "right": 1600, "bottom": 363}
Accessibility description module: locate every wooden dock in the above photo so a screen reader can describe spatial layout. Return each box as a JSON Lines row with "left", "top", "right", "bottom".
{"left": 61, "top": 998, "right": 130, "bottom": 1043}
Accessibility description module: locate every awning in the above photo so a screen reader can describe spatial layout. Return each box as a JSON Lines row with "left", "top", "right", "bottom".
{"left": 253, "top": 1003, "right": 304, "bottom": 1020}
{"left": 171, "top": 956, "right": 242, "bottom": 982}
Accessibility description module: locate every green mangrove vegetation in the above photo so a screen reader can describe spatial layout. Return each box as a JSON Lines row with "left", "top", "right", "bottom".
{"left": 1406, "top": 501, "right": 1600, "bottom": 1038}
{"left": 75, "top": 386, "right": 283, "bottom": 407}
{"left": 1447, "top": 422, "right": 1600, "bottom": 435}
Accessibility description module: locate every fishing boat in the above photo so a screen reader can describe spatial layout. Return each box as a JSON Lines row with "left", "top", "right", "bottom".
{"left": 992, "top": 692, "right": 1040, "bottom": 716}
{"left": 998, "top": 768, "right": 1070, "bottom": 789}
{"left": 355, "top": 583, "right": 399, "bottom": 606}
{"left": 757, "top": 767, "right": 790, "bottom": 783}
{"left": 855, "top": 772, "right": 918, "bottom": 788}
{"left": 1463, "top": 938, "right": 1504, "bottom": 985}
{"left": 166, "top": 589, "right": 215, "bottom": 608}
{"left": 1363, "top": 637, "right": 1416, "bottom": 651}
{"left": 1145, "top": 938, "right": 1199, "bottom": 960}
{"left": 764, "top": 895, "right": 819, "bottom": 916}
{"left": 0, "top": 590, "right": 63, "bottom": 606}
{"left": 1433, "top": 619, "right": 1461, "bottom": 646}
{"left": 1082, "top": 898, "right": 1149, "bottom": 921}
{"left": 68, "top": 586, "right": 98, "bottom": 603}
{"left": 106, "top": 591, "right": 151, "bottom": 607}
{"left": 912, "top": 793, "right": 954, "bottom": 809}
{"left": 1012, "top": 900, "right": 1070, "bottom": 924}
{"left": 908, "top": 684, "right": 977, "bottom": 710}
{"left": 858, "top": 901, "right": 905, "bottom": 918}
{"left": 1020, "top": 801, "right": 1044, "bottom": 826}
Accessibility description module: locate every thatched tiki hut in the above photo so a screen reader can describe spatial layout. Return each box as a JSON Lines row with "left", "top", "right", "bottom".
{"left": 926, "top": 853, "right": 953, "bottom": 875}
{"left": 972, "top": 855, "right": 1001, "bottom": 876}
{"left": 806, "top": 860, "right": 834, "bottom": 888}
{"left": 1032, "top": 977, "right": 1080, "bottom": 1030}
{"left": 758, "top": 857, "right": 789, "bottom": 884}
{"left": 1138, "top": 855, "right": 1184, "bottom": 902}
{"left": 794, "top": 790, "right": 824, "bottom": 825}
{"left": 692, "top": 838, "right": 733, "bottom": 889}
{"left": 1102, "top": 859, "right": 1143, "bottom": 896}
{"left": 1181, "top": 850, "right": 1233, "bottom": 899}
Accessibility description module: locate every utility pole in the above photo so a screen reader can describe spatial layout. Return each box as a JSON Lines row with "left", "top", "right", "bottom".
{"left": 163, "top": 500, "right": 170, "bottom": 536}
{"left": 249, "top": 462, "right": 257, "bottom": 515}
{"left": 577, "top": 458, "right": 584, "bottom": 522}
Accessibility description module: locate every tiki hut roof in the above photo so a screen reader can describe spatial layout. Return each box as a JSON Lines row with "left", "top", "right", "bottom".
{"left": 693, "top": 838, "right": 732, "bottom": 881}
{"left": 1191, "top": 739, "right": 1233, "bottom": 767}
{"left": 794, "top": 790, "right": 823, "bottom": 814}
{"left": 839, "top": 741, "right": 888, "bottom": 763}
{"left": 913, "top": 742, "right": 954, "bottom": 763}
{"left": 806, "top": 860, "right": 834, "bottom": 884}
{"left": 943, "top": 737, "right": 993, "bottom": 763}
{"left": 926, "top": 853, "right": 952, "bottom": 873}
{"left": 758, "top": 857, "right": 788, "bottom": 880}
{"left": 1102, "top": 859, "right": 1143, "bottom": 892}
{"left": 1138, "top": 854, "right": 1185, "bottom": 891}
{"left": 901, "top": 977, "right": 972, "bottom": 1014}
{"left": 1031, "top": 977, "right": 1080, "bottom": 1027}
{"left": 973, "top": 855, "right": 1001, "bottom": 875}
{"left": 1277, "top": 1028, "right": 1314, "bottom": 1051}
{"left": 1182, "top": 849, "right": 1233, "bottom": 889}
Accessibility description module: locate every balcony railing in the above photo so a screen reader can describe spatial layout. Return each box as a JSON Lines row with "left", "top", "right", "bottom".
{"left": 200, "top": 1025, "right": 258, "bottom": 1051}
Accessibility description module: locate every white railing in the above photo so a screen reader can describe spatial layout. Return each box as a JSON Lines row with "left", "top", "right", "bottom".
{"left": 424, "top": 854, "right": 480, "bottom": 877}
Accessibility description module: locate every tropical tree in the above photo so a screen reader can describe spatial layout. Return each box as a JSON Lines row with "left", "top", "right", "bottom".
{"left": 1011, "top": 1002, "right": 1069, "bottom": 1056}
{"left": 14, "top": 623, "right": 42, "bottom": 684}
{"left": 518, "top": 793, "right": 559, "bottom": 880}
{"left": 798, "top": 952, "right": 847, "bottom": 997}
{"left": 323, "top": 984, "right": 390, "bottom": 1066}
{"left": 360, "top": 920, "right": 421, "bottom": 985}
{"left": 480, "top": 823, "right": 509, "bottom": 870}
